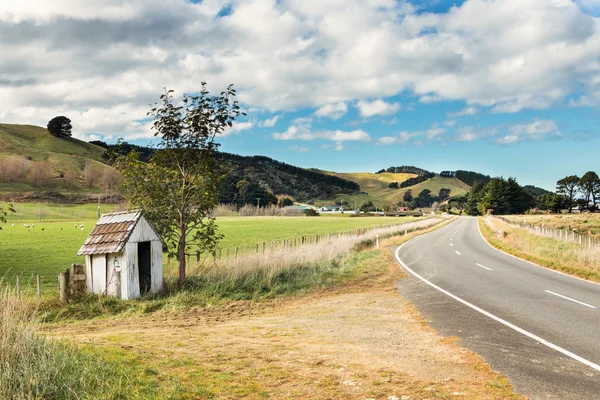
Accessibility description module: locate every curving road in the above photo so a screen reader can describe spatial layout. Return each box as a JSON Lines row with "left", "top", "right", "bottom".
{"left": 395, "top": 216, "right": 600, "bottom": 399}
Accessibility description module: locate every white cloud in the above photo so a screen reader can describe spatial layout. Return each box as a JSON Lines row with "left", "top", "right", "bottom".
{"left": 289, "top": 145, "right": 308, "bottom": 152}
{"left": 356, "top": 99, "right": 401, "bottom": 117}
{"left": 222, "top": 121, "right": 254, "bottom": 137}
{"left": 259, "top": 115, "right": 279, "bottom": 127}
{"left": 314, "top": 102, "right": 348, "bottom": 119}
{"left": 273, "top": 119, "right": 370, "bottom": 145}
{"left": 448, "top": 106, "right": 477, "bottom": 118}
{"left": 0, "top": 0, "right": 599, "bottom": 141}
{"left": 496, "top": 118, "right": 560, "bottom": 143}
{"left": 376, "top": 124, "right": 444, "bottom": 145}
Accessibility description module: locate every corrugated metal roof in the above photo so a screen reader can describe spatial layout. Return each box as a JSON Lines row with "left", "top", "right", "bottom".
{"left": 77, "top": 210, "right": 142, "bottom": 255}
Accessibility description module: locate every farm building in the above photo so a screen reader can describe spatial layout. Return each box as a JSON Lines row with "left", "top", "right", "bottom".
{"left": 77, "top": 210, "right": 163, "bottom": 300}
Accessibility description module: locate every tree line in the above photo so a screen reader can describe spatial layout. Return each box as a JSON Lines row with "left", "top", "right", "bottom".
{"left": 440, "top": 170, "right": 491, "bottom": 186}
{"left": 376, "top": 165, "right": 431, "bottom": 175}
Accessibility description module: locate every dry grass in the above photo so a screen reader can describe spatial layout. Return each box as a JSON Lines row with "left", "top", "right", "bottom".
{"left": 481, "top": 217, "right": 600, "bottom": 282}
{"left": 503, "top": 213, "right": 600, "bottom": 239}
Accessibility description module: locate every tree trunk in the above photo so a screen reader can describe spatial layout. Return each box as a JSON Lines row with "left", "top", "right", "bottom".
{"left": 178, "top": 218, "right": 186, "bottom": 285}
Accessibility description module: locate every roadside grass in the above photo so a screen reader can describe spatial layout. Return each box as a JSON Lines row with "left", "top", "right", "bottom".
{"left": 38, "top": 218, "right": 443, "bottom": 321}
{"left": 1, "top": 210, "right": 426, "bottom": 296}
{"left": 0, "top": 290, "right": 161, "bottom": 400}
{"left": 480, "top": 217, "right": 600, "bottom": 282}
{"left": 503, "top": 213, "right": 600, "bottom": 239}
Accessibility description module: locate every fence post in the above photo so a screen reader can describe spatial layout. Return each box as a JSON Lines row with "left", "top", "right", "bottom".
{"left": 36, "top": 275, "right": 41, "bottom": 300}
{"left": 235, "top": 247, "right": 239, "bottom": 259}
{"left": 59, "top": 269, "right": 69, "bottom": 304}
{"left": 71, "top": 264, "right": 86, "bottom": 297}
{"left": 262, "top": 242, "right": 266, "bottom": 253}
{"left": 16, "top": 276, "right": 20, "bottom": 300}
{"left": 196, "top": 251, "right": 200, "bottom": 263}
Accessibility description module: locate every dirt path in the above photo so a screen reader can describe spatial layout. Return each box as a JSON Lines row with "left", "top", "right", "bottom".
{"left": 45, "top": 250, "right": 521, "bottom": 399}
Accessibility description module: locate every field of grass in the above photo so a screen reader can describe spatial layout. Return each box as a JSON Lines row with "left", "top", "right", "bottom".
{"left": 7, "top": 202, "right": 118, "bottom": 222}
{"left": 0, "top": 208, "right": 426, "bottom": 295}
{"left": 503, "top": 213, "right": 600, "bottom": 239}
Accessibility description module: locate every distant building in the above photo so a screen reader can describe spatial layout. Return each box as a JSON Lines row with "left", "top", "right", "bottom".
{"left": 283, "top": 205, "right": 311, "bottom": 215}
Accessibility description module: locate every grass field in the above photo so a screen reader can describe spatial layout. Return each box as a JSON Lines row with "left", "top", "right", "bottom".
{"left": 503, "top": 213, "right": 600, "bottom": 239}
{"left": 7, "top": 202, "right": 119, "bottom": 222}
{"left": 1, "top": 210, "right": 424, "bottom": 296}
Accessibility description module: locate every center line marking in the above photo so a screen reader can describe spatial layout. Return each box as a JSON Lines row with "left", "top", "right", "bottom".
{"left": 544, "top": 290, "right": 596, "bottom": 309}
{"left": 455, "top": 250, "right": 461, "bottom": 255}
{"left": 395, "top": 244, "right": 600, "bottom": 373}
{"left": 476, "top": 263, "right": 493, "bottom": 271}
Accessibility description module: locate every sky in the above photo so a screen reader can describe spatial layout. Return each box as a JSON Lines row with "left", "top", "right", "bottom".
{"left": 1, "top": 0, "right": 600, "bottom": 190}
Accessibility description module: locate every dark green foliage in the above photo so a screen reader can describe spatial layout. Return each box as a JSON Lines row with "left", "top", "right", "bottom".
{"left": 383, "top": 165, "right": 431, "bottom": 175}
{"left": 400, "top": 172, "right": 435, "bottom": 188}
{"left": 557, "top": 175, "right": 580, "bottom": 213}
{"left": 537, "top": 193, "right": 568, "bottom": 213}
{"left": 522, "top": 185, "right": 551, "bottom": 198}
{"left": 579, "top": 171, "right": 600, "bottom": 209}
{"left": 441, "top": 170, "right": 491, "bottom": 186}
{"left": 438, "top": 188, "right": 451, "bottom": 201}
{"left": 47, "top": 116, "right": 72, "bottom": 138}
{"left": 360, "top": 200, "right": 375, "bottom": 212}
{"left": 448, "top": 195, "right": 467, "bottom": 211}
{"left": 409, "top": 189, "right": 438, "bottom": 209}
{"left": 281, "top": 197, "right": 293, "bottom": 207}
{"left": 88, "top": 140, "right": 109, "bottom": 149}
{"left": 305, "top": 208, "right": 319, "bottom": 216}
{"left": 466, "top": 177, "right": 533, "bottom": 215}
{"left": 403, "top": 189, "right": 413, "bottom": 202}
{"left": 0, "top": 203, "right": 14, "bottom": 230}
{"left": 388, "top": 181, "right": 399, "bottom": 189}
{"left": 375, "top": 169, "right": 386, "bottom": 174}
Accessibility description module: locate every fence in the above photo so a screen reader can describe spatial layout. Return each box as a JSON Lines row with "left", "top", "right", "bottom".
{"left": 493, "top": 216, "right": 600, "bottom": 249}
{"left": 173, "top": 217, "right": 436, "bottom": 266}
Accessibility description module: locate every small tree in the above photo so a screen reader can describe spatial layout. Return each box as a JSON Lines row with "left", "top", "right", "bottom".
{"left": 63, "top": 170, "right": 78, "bottom": 188}
{"left": 282, "top": 197, "right": 293, "bottom": 207}
{"left": 84, "top": 162, "right": 99, "bottom": 189}
{"left": 557, "top": 175, "right": 580, "bottom": 213}
{"left": 102, "top": 168, "right": 122, "bottom": 191}
{"left": 47, "top": 116, "right": 72, "bottom": 138}
{"left": 403, "top": 189, "right": 413, "bottom": 202}
{"left": 28, "top": 161, "right": 52, "bottom": 187}
{"left": 438, "top": 188, "right": 451, "bottom": 202}
{"left": 118, "top": 84, "right": 244, "bottom": 284}
{"left": 579, "top": 171, "right": 599, "bottom": 210}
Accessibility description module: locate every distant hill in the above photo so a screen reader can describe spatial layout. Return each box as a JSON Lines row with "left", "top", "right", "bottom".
{"left": 324, "top": 170, "right": 471, "bottom": 207}
{"left": 0, "top": 124, "right": 116, "bottom": 195}
{"left": 523, "top": 185, "right": 551, "bottom": 198}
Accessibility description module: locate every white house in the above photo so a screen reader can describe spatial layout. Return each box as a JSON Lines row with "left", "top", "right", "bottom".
{"left": 77, "top": 210, "right": 163, "bottom": 300}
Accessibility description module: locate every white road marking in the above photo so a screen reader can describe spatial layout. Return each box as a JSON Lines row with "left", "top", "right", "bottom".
{"left": 475, "top": 263, "right": 493, "bottom": 271}
{"left": 395, "top": 240, "right": 600, "bottom": 373}
{"left": 455, "top": 250, "right": 461, "bottom": 255}
{"left": 544, "top": 290, "right": 596, "bottom": 309}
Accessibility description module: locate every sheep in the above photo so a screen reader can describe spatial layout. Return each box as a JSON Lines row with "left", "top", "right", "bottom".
{"left": 11, "top": 224, "right": 14, "bottom": 228}
{"left": 80, "top": 227, "right": 85, "bottom": 231}
{"left": 23, "top": 224, "right": 29, "bottom": 228}
{"left": 74, "top": 225, "right": 77, "bottom": 228}
{"left": 79, "top": 224, "right": 84, "bottom": 229}
{"left": 32, "top": 224, "right": 35, "bottom": 228}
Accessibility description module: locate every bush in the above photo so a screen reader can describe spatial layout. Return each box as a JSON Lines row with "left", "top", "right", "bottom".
{"left": 306, "top": 208, "right": 320, "bottom": 216}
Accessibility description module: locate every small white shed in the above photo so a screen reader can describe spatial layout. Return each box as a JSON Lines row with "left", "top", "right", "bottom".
{"left": 77, "top": 210, "right": 163, "bottom": 300}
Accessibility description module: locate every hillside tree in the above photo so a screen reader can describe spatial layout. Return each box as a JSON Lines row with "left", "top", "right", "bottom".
{"left": 84, "top": 162, "right": 99, "bottom": 188}
{"left": 118, "top": 84, "right": 244, "bottom": 284}
{"left": 47, "top": 116, "right": 72, "bottom": 138}
{"left": 579, "top": 171, "right": 599, "bottom": 210}
{"left": 28, "top": 161, "right": 52, "bottom": 187}
{"left": 0, "top": 203, "right": 15, "bottom": 230}
{"left": 438, "top": 188, "right": 451, "bottom": 202}
{"left": 403, "top": 189, "right": 413, "bottom": 202}
{"left": 557, "top": 175, "right": 580, "bottom": 213}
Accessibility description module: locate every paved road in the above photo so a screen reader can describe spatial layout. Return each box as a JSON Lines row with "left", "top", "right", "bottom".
{"left": 395, "top": 216, "right": 600, "bottom": 399}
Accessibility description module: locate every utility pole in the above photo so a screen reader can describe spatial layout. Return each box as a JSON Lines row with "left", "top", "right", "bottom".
{"left": 256, "top": 198, "right": 261, "bottom": 208}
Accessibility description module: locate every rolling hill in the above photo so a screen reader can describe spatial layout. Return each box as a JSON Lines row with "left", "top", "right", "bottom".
{"left": 322, "top": 171, "right": 471, "bottom": 208}
{"left": 0, "top": 124, "right": 116, "bottom": 196}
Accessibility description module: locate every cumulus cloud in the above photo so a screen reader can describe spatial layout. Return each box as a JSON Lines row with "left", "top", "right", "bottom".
{"left": 1, "top": 0, "right": 599, "bottom": 141}
{"left": 222, "top": 121, "right": 254, "bottom": 137}
{"left": 259, "top": 115, "right": 279, "bottom": 127}
{"left": 496, "top": 118, "right": 560, "bottom": 143}
{"left": 448, "top": 106, "right": 478, "bottom": 118}
{"left": 314, "top": 102, "right": 348, "bottom": 119}
{"left": 376, "top": 124, "right": 445, "bottom": 145}
{"left": 273, "top": 117, "right": 370, "bottom": 149}
{"left": 356, "top": 99, "right": 401, "bottom": 117}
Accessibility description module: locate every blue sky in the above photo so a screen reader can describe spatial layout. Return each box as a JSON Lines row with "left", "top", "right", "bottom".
{"left": 2, "top": 0, "right": 600, "bottom": 190}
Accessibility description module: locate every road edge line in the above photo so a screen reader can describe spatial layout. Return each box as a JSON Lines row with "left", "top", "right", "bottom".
{"left": 394, "top": 241, "right": 600, "bottom": 373}
{"left": 476, "top": 217, "right": 600, "bottom": 288}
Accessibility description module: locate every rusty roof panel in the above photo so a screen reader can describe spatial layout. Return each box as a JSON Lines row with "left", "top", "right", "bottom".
{"left": 77, "top": 210, "right": 142, "bottom": 256}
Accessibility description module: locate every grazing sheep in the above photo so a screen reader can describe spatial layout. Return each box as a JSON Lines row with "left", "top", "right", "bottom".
{"left": 11, "top": 224, "right": 14, "bottom": 227}
{"left": 74, "top": 225, "right": 77, "bottom": 228}
{"left": 32, "top": 224, "right": 35, "bottom": 228}
{"left": 23, "top": 224, "right": 29, "bottom": 228}
{"left": 80, "top": 227, "right": 85, "bottom": 231}
{"left": 41, "top": 228, "right": 45, "bottom": 231}
{"left": 79, "top": 224, "right": 84, "bottom": 229}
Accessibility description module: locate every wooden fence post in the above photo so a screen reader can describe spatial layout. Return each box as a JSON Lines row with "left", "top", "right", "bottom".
{"left": 36, "top": 275, "right": 41, "bottom": 300}
{"left": 16, "top": 276, "right": 20, "bottom": 300}
{"left": 71, "top": 264, "right": 86, "bottom": 297}
{"left": 59, "top": 269, "right": 69, "bottom": 304}
{"left": 114, "top": 270, "right": 121, "bottom": 299}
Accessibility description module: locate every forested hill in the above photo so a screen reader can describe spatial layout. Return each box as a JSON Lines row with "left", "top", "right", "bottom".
{"left": 440, "top": 170, "right": 492, "bottom": 186}
{"left": 216, "top": 152, "right": 360, "bottom": 203}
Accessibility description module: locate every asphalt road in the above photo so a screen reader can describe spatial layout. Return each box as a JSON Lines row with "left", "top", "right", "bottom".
{"left": 395, "top": 216, "right": 600, "bottom": 399}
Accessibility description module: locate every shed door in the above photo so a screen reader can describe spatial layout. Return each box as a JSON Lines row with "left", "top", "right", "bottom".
{"left": 138, "top": 241, "right": 151, "bottom": 294}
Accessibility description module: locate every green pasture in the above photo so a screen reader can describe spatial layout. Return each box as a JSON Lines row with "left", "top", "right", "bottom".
{"left": 0, "top": 207, "right": 421, "bottom": 296}
{"left": 6, "top": 203, "right": 118, "bottom": 222}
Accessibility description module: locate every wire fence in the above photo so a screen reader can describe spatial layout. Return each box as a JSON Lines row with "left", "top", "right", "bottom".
{"left": 493, "top": 216, "right": 600, "bottom": 249}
